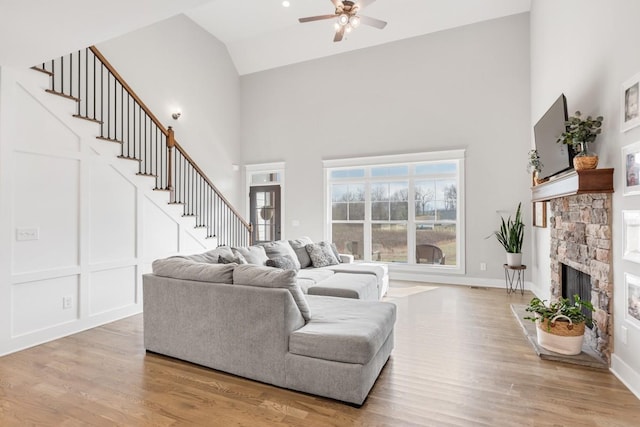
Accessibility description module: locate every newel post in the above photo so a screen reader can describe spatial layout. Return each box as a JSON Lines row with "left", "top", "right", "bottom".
{"left": 167, "top": 126, "right": 175, "bottom": 203}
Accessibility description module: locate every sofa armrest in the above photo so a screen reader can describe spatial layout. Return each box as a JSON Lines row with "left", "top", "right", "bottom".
{"left": 339, "top": 254, "right": 354, "bottom": 264}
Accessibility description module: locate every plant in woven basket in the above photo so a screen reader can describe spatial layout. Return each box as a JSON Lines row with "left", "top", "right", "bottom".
{"left": 524, "top": 294, "right": 596, "bottom": 331}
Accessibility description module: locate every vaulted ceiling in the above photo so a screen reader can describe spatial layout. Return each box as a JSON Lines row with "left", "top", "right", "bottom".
{"left": 1, "top": 0, "right": 531, "bottom": 75}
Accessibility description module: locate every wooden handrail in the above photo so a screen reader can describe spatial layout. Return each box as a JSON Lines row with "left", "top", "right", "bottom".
{"left": 174, "top": 140, "right": 251, "bottom": 230}
{"left": 89, "top": 46, "right": 169, "bottom": 137}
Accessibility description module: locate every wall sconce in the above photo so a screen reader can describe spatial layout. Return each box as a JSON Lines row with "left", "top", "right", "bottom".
{"left": 171, "top": 111, "right": 182, "bottom": 120}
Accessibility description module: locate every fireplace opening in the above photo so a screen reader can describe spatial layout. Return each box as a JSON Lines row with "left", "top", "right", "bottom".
{"left": 561, "top": 264, "right": 592, "bottom": 326}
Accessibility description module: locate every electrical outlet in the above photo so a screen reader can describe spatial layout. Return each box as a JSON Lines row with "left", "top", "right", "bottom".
{"left": 480, "top": 262, "right": 487, "bottom": 271}
{"left": 16, "top": 227, "right": 39, "bottom": 241}
{"left": 621, "top": 325, "right": 628, "bottom": 345}
{"left": 62, "top": 295, "right": 73, "bottom": 310}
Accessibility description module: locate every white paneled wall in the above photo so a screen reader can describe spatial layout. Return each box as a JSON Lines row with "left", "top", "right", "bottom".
{"left": 0, "top": 66, "right": 211, "bottom": 356}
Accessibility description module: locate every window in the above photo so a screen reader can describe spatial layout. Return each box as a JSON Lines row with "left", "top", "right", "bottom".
{"left": 324, "top": 151, "right": 465, "bottom": 272}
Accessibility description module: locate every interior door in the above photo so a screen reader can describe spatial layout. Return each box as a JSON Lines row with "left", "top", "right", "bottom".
{"left": 249, "top": 185, "right": 281, "bottom": 243}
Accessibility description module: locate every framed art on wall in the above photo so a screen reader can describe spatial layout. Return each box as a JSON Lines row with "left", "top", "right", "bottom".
{"left": 622, "top": 141, "right": 640, "bottom": 195}
{"left": 625, "top": 273, "right": 640, "bottom": 329}
{"left": 623, "top": 210, "right": 640, "bottom": 263}
{"left": 622, "top": 72, "right": 640, "bottom": 132}
{"left": 532, "top": 201, "right": 546, "bottom": 228}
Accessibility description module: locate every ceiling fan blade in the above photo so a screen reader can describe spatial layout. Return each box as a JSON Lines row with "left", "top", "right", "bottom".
{"left": 334, "top": 26, "right": 345, "bottom": 42}
{"left": 330, "top": 0, "right": 343, "bottom": 8}
{"left": 356, "top": 0, "right": 377, "bottom": 8}
{"left": 299, "top": 14, "right": 338, "bottom": 23}
{"left": 359, "top": 15, "right": 387, "bottom": 29}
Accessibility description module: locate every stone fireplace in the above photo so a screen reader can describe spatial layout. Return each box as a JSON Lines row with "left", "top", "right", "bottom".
{"left": 549, "top": 193, "right": 612, "bottom": 363}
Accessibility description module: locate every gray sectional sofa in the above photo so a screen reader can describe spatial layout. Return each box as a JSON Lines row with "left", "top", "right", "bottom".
{"left": 143, "top": 260, "right": 396, "bottom": 405}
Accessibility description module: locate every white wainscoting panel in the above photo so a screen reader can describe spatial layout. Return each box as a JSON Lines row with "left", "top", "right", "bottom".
{"left": 14, "top": 86, "right": 80, "bottom": 153}
{"left": 90, "top": 162, "right": 136, "bottom": 263}
{"left": 142, "top": 196, "right": 179, "bottom": 260}
{"left": 12, "top": 275, "right": 79, "bottom": 336}
{"left": 90, "top": 266, "right": 137, "bottom": 316}
{"left": 12, "top": 152, "right": 80, "bottom": 274}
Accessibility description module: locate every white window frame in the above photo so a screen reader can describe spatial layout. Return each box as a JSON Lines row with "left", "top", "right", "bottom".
{"left": 323, "top": 150, "right": 465, "bottom": 275}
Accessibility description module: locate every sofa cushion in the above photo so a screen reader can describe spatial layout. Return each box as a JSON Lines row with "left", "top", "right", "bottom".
{"left": 296, "top": 268, "right": 335, "bottom": 284}
{"left": 218, "top": 253, "right": 248, "bottom": 264}
{"left": 290, "top": 296, "right": 396, "bottom": 364}
{"left": 266, "top": 255, "right": 299, "bottom": 271}
{"left": 260, "top": 240, "right": 301, "bottom": 270}
{"left": 233, "top": 264, "right": 311, "bottom": 322}
{"left": 288, "top": 237, "right": 313, "bottom": 268}
{"left": 305, "top": 241, "right": 339, "bottom": 268}
{"left": 232, "top": 245, "right": 269, "bottom": 265}
{"left": 172, "top": 246, "right": 235, "bottom": 264}
{"left": 152, "top": 257, "right": 235, "bottom": 284}
{"left": 306, "top": 273, "right": 378, "bottom": 301}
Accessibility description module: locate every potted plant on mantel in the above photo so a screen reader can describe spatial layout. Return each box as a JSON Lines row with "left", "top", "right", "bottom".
{"left": 556, "top": 110, "right": 604, "bottom": 170}
{"left": 492, "top": 203, "right": 524, "bottom": 267}
{"left": 527, "top": 149, "right": 544, "bottom": 185}
{"left": 524, "top": 294, "right": 596, "bottom": 355}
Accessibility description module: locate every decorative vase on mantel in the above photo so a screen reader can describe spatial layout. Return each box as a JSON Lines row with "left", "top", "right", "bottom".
{"left": 573, "top": 141, "right": 599, "bottom": 170}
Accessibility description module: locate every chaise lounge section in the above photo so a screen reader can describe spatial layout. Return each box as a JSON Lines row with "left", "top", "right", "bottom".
{"left": 143, "top": 261, "right": 396, "bottom": 405}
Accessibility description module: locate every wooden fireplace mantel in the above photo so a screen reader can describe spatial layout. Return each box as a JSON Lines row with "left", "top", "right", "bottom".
{"left": 531, "top": 168, "right": 614, "bottom": 202}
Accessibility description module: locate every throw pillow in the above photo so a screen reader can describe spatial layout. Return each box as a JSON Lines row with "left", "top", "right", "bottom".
{"left": 233, "top": 264, "right": 311, "bottom": 322}
{"left": 171, "top": 246, "right": 234, "bottom": 264}
{"left": 218, "top": 253, "right": 248, "bottom": 265}
{"left": 266, "top": 255, "right": 299, "bottom": 271}
{"left": 305, "top": 241, "right": 339, "bottom": 268}
{"left": 330, "top": 242, "right": 342, "bottom": 263}
{"left": 231, "top": 245, "right": 269, "bottom": 265}
{"left": 288, "top": 237, "right": 313, "bottom": 268}
{"left": 259, "top": 240, "right": 301, "bottom": 270}
{"left": 152, "top": 257, "right": 235, "bottom": 284}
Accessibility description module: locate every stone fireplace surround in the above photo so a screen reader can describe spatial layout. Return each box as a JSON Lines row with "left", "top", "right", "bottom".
{"left": 549, "top": 193, "right": 612, "bottom": 364}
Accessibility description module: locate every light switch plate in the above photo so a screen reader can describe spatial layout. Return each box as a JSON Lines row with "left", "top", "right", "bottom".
{"left": 16, "top": 227, "right": 39, "bottom": 241}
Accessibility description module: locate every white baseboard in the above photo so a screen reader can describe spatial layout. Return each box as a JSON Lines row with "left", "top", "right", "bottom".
{"left": 611, "top": 354, "right": 640, "bottom": 400}
{"left": 389, "top": 270, "right": 533, "bottom": 291}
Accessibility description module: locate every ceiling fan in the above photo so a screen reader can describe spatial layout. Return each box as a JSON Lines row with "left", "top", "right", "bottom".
{"left": 298, "top": 0, "right": 387, "bottom": 42}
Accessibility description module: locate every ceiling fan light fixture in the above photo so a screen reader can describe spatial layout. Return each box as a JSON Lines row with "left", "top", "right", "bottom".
{"left": 334, "top": 22, "right": 341, "bottom": 31}
{"left": 345, "top": 23, "right": 353, "bottom": 33}
{"left": 338, "top": 13, "right": 349, "bottom": 26}
{"left": 349, "top": 15, "right": 360, "bottom": 28}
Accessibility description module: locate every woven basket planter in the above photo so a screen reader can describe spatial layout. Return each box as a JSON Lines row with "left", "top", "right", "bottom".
{"left": 536, "top": 315, "right": 585, "bottom": 355}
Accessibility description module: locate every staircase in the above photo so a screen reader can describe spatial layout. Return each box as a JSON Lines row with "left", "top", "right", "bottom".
{"left": 31, "top": 46, "right": 251, "bottom": 248}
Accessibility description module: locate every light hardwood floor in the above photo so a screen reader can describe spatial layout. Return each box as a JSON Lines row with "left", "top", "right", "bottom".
{"left": 1, "top": 283, "right": 640, "bottom": 426}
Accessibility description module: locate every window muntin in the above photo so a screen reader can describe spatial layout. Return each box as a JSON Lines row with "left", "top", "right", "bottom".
{"left": 327, "top": 157, "right": 462, "bottom": 269}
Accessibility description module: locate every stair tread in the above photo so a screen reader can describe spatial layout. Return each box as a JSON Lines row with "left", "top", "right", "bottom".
{"left": 31, "top": 66, "right": 53, "bottom": 76}
{"left": 96, "top": 136, "right": 123, "bottom": 144}
{"left": 74, "top": 115, "right": 103, "bottom": 125}
{"left": 136, "top": 172, "right": 157, "bottom": 178}
{"left": 153, "top": 188, "right": 171, "bottom": 192}
{"left": 117, "top": 155, "right": 142, "bottom": 162}
{"left": 45, "top": 89, "right": 79, "bottom": 102}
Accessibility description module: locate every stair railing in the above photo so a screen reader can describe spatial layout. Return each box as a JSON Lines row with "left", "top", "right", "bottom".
{"left": 32, "top": 46, "right": 251, "bottom": 247}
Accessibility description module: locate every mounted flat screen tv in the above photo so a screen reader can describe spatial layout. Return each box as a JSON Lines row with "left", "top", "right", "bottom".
{"left": 533, "top": 94, "right": 575, "bottom": 180}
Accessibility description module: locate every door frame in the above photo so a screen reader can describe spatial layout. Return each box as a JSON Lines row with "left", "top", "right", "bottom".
{"left": 245, "top": 162, "right": 286, "bottom": 239}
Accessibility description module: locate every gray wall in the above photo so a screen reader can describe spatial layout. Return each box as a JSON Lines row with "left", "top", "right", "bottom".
{"left": 530, "top": 0, "right": 640, "bottom": 397}
{"left": 241, "top": 13, "right": 531, "bottom": 281}
{"left": 97, "top": 14, "right": 242, "bottom": 207}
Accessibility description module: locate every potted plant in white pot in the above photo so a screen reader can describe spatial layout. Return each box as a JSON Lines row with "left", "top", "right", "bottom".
{"left": 492, "top": 203, "right": 524, "bottom": 266}
{"left": 524, "top": 294, "right": 595, "bottom": 355}
{"left": 527, "top": 149, "right": 544, "bottom": 185}
{"left": 556, "top": 110, "right": 604, "bottom": 170}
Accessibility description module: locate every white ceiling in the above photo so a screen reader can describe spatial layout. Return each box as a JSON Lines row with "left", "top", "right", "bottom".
{"left": 187, "top": 0, "right": 532, "bottom": 75}
{"left": 0, "top": 0, "right": 531, "bottom": 75}
{"left": 0, "top": 0, "right": 211, "bottom": 67}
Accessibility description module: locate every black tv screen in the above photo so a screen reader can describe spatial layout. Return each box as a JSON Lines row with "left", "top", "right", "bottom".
{"left": 533, "top": 94, "right": 575, "bottom": 180}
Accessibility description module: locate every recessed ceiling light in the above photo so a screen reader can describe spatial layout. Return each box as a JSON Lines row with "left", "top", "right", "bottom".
{"left": 282, "top": 1, "right": 290, "bottom": 7}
